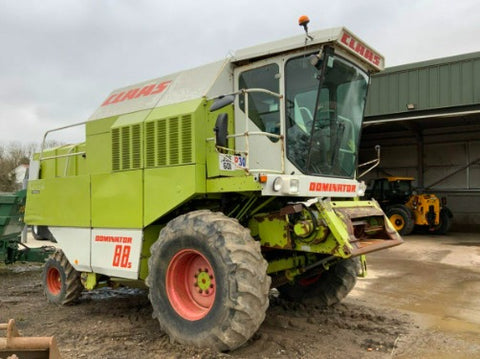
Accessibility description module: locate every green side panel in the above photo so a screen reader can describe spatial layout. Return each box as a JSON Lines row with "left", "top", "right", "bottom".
{"left": 205, "top": 103, "right": 246, "bottom": 178}
{"left": 86, "top": 116, "right": 118, "bottom": 136}
{"left": 144, "top": 99, "right": 204, "bottom": 168}
{"left": 86, "top": 132, "right": 112, "bottom": 174}
{"left": 145, "top": 99, "right": 203, "bottom": 124}
{"left": 140, "top": 99, "right": 208, "bottom": 226}
{"left": 111, "top": 119, "right": 145, "bottom": 172}
{"left": 144, "top": 165, "right": 204, "bottom": 226}
{"left": 112, "top": 110, "right": 151, "bottom": 128}
{"left": 206, "top": 176, "right": 262, "bottom": 193}
{"left": 38, "top": 143, "right": 88, "bottom": 178}
{"left": 86, "top": 116, "right": 117, "bottom": 174}
{"left": 25, "top": 176, "right": 91, "bottom": 226}
{"left": 139, "top": 225, "right": 163, "bottom": 280}
{"left": 91, "top": 171, "right": 143, "bottom": 228}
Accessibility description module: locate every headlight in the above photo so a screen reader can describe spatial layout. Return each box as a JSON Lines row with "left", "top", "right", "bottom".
{"left": 290, "top": 179, "right": 299, "bottom": 194}
{"left": 273, "top": 177, "right": 283, "bottom": 192}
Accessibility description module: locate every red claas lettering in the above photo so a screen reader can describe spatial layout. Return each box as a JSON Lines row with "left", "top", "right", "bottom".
{"left": 101, "top": 80, "right": 171, "bottom": 106}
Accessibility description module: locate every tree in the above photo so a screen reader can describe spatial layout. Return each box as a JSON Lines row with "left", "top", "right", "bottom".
{"left": 0, "top": 142, "right": 37, "bottom": 192}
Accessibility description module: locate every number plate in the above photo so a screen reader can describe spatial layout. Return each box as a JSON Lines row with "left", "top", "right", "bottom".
{"left": 219, "top": 154, "right": 247, "bottom": 171}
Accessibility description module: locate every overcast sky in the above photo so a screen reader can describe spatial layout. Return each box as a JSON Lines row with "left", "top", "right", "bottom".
{"left": 1, "top": 0, "right": 479, "bottom": 146}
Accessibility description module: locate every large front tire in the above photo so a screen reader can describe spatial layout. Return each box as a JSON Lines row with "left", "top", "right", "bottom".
{"left": 146, "top": 210, "right": 270, "bottom": 351}
{"left": 42, "top": 249, "right": 83, "bottom": 305}
{"left": 278, "top": 257, "right": 360, "bottom": 306}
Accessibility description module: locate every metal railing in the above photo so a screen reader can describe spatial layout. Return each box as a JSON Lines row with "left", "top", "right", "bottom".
{"left": 37, "top": 121, "right": 87, "bottom": 177}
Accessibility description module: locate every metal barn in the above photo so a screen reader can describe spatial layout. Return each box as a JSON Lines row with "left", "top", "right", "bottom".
{"left": 362, "top": 51, "right": 480, "bottom": 231}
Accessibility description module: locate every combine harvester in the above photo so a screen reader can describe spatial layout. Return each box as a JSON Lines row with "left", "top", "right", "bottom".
{"left": 25, "top": 17, "right": 403, "bottom": 351}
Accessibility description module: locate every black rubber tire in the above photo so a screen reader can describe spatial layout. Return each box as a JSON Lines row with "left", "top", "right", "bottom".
{"left": 433, "top": 208, "right": 452, "bottom": 235}
{"left": 278, "top": 257, "right": 360, "bottom": 306}
{"left": 386, "top": 205, "right": 414, "bottom": 236}
{"left": 146, "top": 210, "right": 270, "bottom": 351}
{"left": 42, "top": 249, "right": 83, "bottom": 305}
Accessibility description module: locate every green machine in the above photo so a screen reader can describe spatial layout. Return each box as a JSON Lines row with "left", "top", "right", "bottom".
{"left": 0, "top": 190, "right": 54, "bottom": 264}
{"left": 25, "top": 21, "right": 402, "bottom": 351}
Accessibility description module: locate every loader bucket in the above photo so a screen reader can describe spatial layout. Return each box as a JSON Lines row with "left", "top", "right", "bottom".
{"left": 0, "top": 319, "right": 61, "bottom": 359}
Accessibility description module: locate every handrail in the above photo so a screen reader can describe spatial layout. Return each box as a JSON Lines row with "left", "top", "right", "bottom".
{"left": 40, "top": 152, "right": 86, "bottom": 161}
{"left": 39, "top": 120, "right": 87, "bottom": 161}
{"left": 37, "top": 121, "right": 87, "bottom": 178}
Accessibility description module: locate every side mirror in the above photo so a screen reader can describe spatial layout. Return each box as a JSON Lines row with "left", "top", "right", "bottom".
{"left": 210, "top": 95, "right": 235, "bottom": 112}
{"left": 214, "top": 113, "right": 228, "bottom": 147}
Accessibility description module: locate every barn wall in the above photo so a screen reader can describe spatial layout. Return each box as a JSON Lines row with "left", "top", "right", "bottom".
{"left": 360, "top": 133, "right": 480, "bottom": 231}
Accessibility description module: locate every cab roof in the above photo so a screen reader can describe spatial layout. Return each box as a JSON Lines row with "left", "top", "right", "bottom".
{"left": 233, "top": 27, "right": 384, "bottom": 71}
{"left": 385, "top": 177, "right": 415, "bottom": 182}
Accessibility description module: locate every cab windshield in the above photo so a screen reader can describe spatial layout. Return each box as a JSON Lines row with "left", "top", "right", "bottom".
{"left": 285, "top": 54, "right": 369, "bottom": 178}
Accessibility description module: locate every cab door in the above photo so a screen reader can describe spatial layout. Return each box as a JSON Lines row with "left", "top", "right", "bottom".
{"left": 234, "top": 60, "right": 284, "bottom": 173}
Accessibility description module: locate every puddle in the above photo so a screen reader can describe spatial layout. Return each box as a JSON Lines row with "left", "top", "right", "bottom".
{"left": 80, "top": 286, "right": 147, "bottom": 301}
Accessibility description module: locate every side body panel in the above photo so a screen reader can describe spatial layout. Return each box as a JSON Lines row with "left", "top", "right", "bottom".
{"left": 27, "top": 176, "right": 91, "bottom": 226}
{"left": 91, "top": 228, "right": 143, "bottom": 280}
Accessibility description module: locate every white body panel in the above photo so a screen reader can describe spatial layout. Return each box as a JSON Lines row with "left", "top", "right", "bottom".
{"left": 49, "top": 227, "right": 92, "bottom": 272}
{"left": 91, "top": 228, "right": 143, "bottom": 280}
{"left": 260, "top": 174, "right": 361, "bottom": 197}
{"left": 89, "top": 60, "right": 232, "bottom": 121}
{"left": 49, "top": 227, "right": 143, "bottom": 280}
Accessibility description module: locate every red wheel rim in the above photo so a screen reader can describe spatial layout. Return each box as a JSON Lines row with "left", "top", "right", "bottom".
{"left": 46, "top": 267, "right": 62, "bottom": 295}
{"left": 298, "top": 273, "right": 322, "bottom": 287}
{"left": 166, "top": 249, "right": 216, "bottom": 321}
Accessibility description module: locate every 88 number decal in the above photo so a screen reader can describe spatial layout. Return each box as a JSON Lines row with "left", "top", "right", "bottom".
{"left": 112, "top": 244, "right": 132, "bottom": 268}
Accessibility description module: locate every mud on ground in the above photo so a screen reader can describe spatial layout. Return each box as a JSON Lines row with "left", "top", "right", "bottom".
{"left": 1, "top": 233, "right": 480, "bottom": 358}
{"left": 1, "top": 263, "right": 411, "bottom": 359}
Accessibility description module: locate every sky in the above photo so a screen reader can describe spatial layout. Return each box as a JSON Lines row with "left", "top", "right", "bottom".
{"left": 1, "top": 0, "right": 479, "bottom": 146}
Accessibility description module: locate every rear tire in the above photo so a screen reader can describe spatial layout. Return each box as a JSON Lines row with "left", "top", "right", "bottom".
{"left": 386, "top": 206, "right": 414, "bottom": 235}
{"left": 146, "top": 210, "right": 270, "bottom": 351}
{"left": 278, "top": 257, "right": 360, "bottom": 306}
{"left": 42, "top": 249, "right": 83, "bottom": 305}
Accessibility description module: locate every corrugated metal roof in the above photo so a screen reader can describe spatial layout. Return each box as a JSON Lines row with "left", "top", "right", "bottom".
{"left": 365, "top": 51, "right": 480, "bottom": 118}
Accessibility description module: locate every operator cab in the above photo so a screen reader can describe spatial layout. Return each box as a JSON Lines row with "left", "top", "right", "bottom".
{"left": 365, "top": 177, "right": 415, "bottom": 204}
{"left": 221, "top": 27, "right": 382, "bottom": 198}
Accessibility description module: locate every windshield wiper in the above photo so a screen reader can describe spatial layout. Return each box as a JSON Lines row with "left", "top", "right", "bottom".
{"left": 305, "top": 47, "right": 334, "bottom": 172}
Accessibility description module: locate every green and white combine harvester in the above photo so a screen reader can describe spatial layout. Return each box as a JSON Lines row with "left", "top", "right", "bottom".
{"left": 25, "top": 20, "right": 403, "bottom": 350}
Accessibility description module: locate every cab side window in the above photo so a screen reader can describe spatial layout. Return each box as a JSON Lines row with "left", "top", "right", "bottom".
{"left": 238, "top": 64, "right": 280, "bottom": 139}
